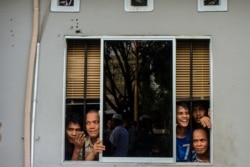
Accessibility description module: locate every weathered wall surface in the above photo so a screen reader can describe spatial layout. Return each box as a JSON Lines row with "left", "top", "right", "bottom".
{"left": 1, "top": 0, "right": 250, "bottom": 167}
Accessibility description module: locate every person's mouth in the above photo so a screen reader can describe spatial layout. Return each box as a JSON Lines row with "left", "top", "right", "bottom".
{"left": 181, "top": 119, "right": 188, "bottom": 123}
{"left": 196, "top": 148, "right": 204, "bottom": 152}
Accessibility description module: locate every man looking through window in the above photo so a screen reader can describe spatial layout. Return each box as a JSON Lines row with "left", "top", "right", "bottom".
{"left": 65, "top": 117, "right": 85, "bottom": 160}
{"left": 82, "top": 109, "right": 106, "bottom": 160}
{"left": 65, "top": 110, "right": 106, "bottom": 161}
{"left": 176, "top": 102, "right": 191, "bottom": 162}
{"left": 192, "top": 128, "right": 210, "bottom": 162}
{"left": 192, "top": 101, "right": 211, "bottom": 129}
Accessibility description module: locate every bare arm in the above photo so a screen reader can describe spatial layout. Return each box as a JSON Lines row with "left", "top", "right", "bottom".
{"left": 200, "top": 114, "right": 211, "bottom": 129}
{"left": 85, "top": 138, "right": 105, "bottom": 160}
{"left": 71, "top": 131, "right": 86, "bottom": 160}
{"left": 197, "top": 108, "right": 212, "bottom": 128}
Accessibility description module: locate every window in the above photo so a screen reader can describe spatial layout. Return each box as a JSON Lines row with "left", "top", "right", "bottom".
{"left": 64, "top": 37, "right": 211, "bottom": 163}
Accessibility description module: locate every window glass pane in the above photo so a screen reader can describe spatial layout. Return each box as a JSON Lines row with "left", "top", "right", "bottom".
{"left": 102, "top": 40, "right": 173, "bottom": 159}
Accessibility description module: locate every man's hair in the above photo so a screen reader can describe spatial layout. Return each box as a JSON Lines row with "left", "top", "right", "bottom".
{"left": 65, "top": 116, "right": 81, "bottom": 128}
{"left": 193, "top": 101, "right": 209, "bottom": 115}
{"left": 86, "top": 109, "right": 99, "bottom": 115}
{"left": 86, "top": 109, "right": 100, "bottom": 122}
{"left": 176, "top": 102, "right": 189, "bottom": 111}
{"left": 193, "top": 127, "right": 210, "bottom": 142}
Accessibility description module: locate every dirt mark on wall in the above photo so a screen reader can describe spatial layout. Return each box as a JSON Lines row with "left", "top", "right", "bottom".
{"left": 215, "top": 122, "right": 237, "bottom": 167}
{"left": 0, "top": 122, "right": 2, "bottom": 141}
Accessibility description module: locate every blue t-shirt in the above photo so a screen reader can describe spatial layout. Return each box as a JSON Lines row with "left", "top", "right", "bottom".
{"left": 109, "top": 125, "right": 129, "bottom": 156}
{"left": 176, "top": 130, "right": 191, "bottom": 162}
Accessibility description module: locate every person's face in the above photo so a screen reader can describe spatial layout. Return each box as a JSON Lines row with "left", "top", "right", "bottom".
{"left": 86, "top": 112, "right": 100, "bottom": 138}
{"left": 66, "top": 122, "right": 81, "bottom": 144}
{"left": 193, "top": 129, "right": 209, "bottom": 155}
{"left": 193, "top": 104, "right": 206, "bottom": 124}
{"left": 107, "top": 120, "right": 112, "bottom": 129}
{"left": 176, "top": 106, "right": 190, "bottom": 128}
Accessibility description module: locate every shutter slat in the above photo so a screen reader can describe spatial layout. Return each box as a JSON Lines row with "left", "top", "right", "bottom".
{"left": 176, "top": 41, "right": 210, "bottom": 100}
{"left": 66, "top": 40, "right": 100, "bottom": 99}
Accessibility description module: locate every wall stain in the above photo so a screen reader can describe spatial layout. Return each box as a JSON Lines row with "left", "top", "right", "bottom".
{"left": 215, "top": 122, "right": 237, "bottom": 167}
{"left": 0, "top": 122, "right": 2, "bottom": 142}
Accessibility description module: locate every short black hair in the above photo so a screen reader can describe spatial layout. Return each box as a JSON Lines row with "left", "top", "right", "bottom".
{"left": 192, "top": 100, "right": 209, "bottom": 115}
{"left": 192, "top": 127, "right": 210, "bottom": 144}
{"left": 65, "top": 115, "right": 82, "bottom": 129}
{"left": 176, "top": 102, "right": 190, "bottom": 111}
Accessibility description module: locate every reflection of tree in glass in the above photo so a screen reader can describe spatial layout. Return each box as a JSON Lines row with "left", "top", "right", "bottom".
{"left": 104, "top": 41, "right": 173, "bottom": 122}
{"left": 204, "top": 0, "right": 219, "bottom": 6}
{"left": 104, "top": 41, "right": 172, "bottom": 118}
{"left": 104, "top": 40, "right": 173, "bottom": 157}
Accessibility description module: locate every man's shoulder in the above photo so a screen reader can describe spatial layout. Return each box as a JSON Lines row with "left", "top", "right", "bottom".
{"left": 85, "top": 136, "right": 92, "bottom": 147}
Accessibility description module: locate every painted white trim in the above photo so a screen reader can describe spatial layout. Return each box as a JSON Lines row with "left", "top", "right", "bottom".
{"left": 209, "top": 37, "right": 214, "bottom": 165}
{"left": 99, "top": 38, "right": 105, "bottom": 161}
{"left": 172, "top": 39, "right": 177, "bottom": 162}
{"left": 62, "top": 38, "right": 68, "bottom": 163}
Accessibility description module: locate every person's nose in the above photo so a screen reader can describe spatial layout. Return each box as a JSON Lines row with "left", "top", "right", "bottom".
{"left": 197, "top": 141, "right": 202, "bottom": 146}
{"left": 72, "top": 130, "right": 77, "bottom": 135}
{"left": 90, "top": 123, "right": 96, "bottom": 128}
{"left": 197, "top": 110, "right": 201, "bottom": 116}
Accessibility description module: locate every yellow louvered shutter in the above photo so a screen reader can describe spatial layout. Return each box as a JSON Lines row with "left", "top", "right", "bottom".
{"left": 86, "top": 41, "right": 100, "bottom": 98}
{"left": 176, "top": 40, "right": 210, "bottom": 100}
{"left": 176, "top": 42, "right": 191, "bottom": 99}
{"left": 66, "top": 39, "right": 100, "bottom": 99}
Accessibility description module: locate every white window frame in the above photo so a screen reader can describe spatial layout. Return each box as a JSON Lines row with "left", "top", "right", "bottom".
{"left": 100, "top": 36, "right": 176, "bottom": 163}
{"left": 63, "top": 35, "right": 213, "bottom": 165}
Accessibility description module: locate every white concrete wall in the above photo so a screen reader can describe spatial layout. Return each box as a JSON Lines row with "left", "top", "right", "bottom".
{"left": 1, "top": 0, "right": 250, "bottom": 167}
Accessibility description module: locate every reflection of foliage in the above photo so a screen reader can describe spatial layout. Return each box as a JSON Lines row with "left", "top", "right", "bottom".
{"left": 104, "top": 40, "right": 172, "bottom": 127}
{"left": 136, "top": 41, "right": 172, "bottom": 128}
{"left": 104, "top": 41, "right": 135, "bottom": 116}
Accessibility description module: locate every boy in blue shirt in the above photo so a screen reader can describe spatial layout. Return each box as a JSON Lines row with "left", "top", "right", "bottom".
{"left": 176, "top": 103, "right": 192, "bottom": 162}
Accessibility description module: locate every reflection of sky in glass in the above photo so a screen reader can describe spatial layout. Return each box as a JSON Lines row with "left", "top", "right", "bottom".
{"left": 204, "top": 0, "right": 219, "bottom": 6}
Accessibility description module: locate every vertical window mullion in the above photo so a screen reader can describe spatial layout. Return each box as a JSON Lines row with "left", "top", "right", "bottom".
{"left": 83, "top": 41, "right": 88, "bottom": 117}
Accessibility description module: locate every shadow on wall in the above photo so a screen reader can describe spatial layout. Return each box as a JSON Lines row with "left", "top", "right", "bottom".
{"left": 0, "top": 122, "right": 2, "bottom": 141}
